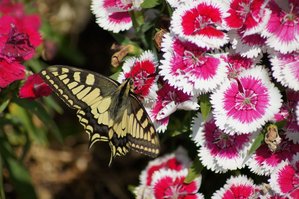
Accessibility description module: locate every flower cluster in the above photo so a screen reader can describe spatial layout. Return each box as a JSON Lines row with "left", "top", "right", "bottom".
{"left": 0, "top": 0, "right": 50, "bottom": 99}
{"left": 134, "top": 148, "right": 204, "bottom": 199}
{"left": 92, "top": 0, "right": 299, "bottom": 197}
{"left": 0, "top": 0, "right": 42, "bottom": 91}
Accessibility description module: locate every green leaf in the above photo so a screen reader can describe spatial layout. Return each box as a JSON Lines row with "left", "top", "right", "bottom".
{"left": 13, "top": 98, "right": 63, "bottom": 143}
{"left": 0, "top": 98, "right": 10, "bottom": 113}
{"left": 200, "top": 94, "right": 211, "bottom": 121}
{"left": 247, "top": 133, "right": 264, "bottom": 156}
{"left": 184, "top": 158, "right": 203, "bottom": 183}
{"left": 43, "top": 96, "right": 63, "bottom": 114}
{"left": 9, "top": 103, "right": 46, "bottom": 144}
{"left": 141, "top": 0, "right": 161, "bottom": 8}
{"left": 0, "top": 135, "right": 37, "bottom": 199}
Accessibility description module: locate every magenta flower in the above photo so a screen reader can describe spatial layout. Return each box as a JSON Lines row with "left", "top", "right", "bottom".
{"left": 269, "top": 153, "right": 299, "bottom": 198}
{"left": 211, "top": 175, "right": 259, "bottom": 199}
{"left": 225, "top": 0, "right": 271, "bottom": 35}
{"left": 19, "top": 74, "right": 52, "bottom": 100}
{"left": 0, "top": 0, "right": 24, "bottom": 17}
{"left": 151, "top": 83, "right": 199, "bottom": 132}
{"left": 135, "top": 148, "right": 192, "bottom": 199}
{"left": 0, "top": 15, "right": 42, "bottom": 62}
{"left": 228, "top": 29, "right": 267, "bottom": 58}
{"left": 224, "top": 52, "right": 255, "bottom": 80}
{"left": 271, "top": 52, "right": 299, "bottom": 91}
{"left": 211, "top": 66, "right": 282, "bottom": 134}
{"left": 0, "top": 59, "right": 24, "bottom": 89}
{"left": 191, "top": 113, "right": 254, "bottom": 173}
{"left": 118, "top": 51, "right": 158, "bottom": 100}
{"left": 91, "top": 0, "right": 142, "bottom": 33}
{"left": 262, "top": 0, "right": 299, "bottom": 53}
{"left": 278, "top": 90, "right": 299, "bottom": 144}
{"left": 159, "top": 33, "right": 227, "bottom": 95}
{"left": 152, "top": 169, "right": 203, "bottom": 199}
{"left": 247, "top": 133, "right": 299, "bottom": 176}
{"left": 170, "top": 0, "right": 229, "bottom": 49}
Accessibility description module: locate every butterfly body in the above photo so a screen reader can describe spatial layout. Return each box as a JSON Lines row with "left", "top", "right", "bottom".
{"left": 40, "top": 66, "right": 159, "bottom": 164}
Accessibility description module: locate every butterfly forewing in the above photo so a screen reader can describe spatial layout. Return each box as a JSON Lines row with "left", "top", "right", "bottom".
{"left": 40, "top": 65, "right": 160, "bottom": 163}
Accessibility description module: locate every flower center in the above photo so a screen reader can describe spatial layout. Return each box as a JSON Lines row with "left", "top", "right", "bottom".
{"left": 236, "top": 1, "right": 250, "bottom": 19}
{"left": 194, "top": 15, "right": 215, "bottom": 33}
{"left": 235, "top": 89, "right": 258, "bottom": 111}
{"left": 1, "top": 24, "right": 34, "bottom": 59}
{"left": 133, "top": 70, "right": 148, "bottom": 90}
{"left": 183, "top": 50, "right": 205, "bottom": 68}
{"left": 213, "top": 131, "right": 234, "bottom": 149}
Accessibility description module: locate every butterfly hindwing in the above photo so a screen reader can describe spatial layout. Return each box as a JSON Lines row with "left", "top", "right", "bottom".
{"left": 40, "top": 65, "right": 160, "bottom": 163}
{"left": 127, "top": 94, "right": 159, "bottom": 157}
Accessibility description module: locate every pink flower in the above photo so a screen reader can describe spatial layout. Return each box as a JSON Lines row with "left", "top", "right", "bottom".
{"left": 151, "top": 83, "right": 199, "bottom": 132}
{"left": 229, "top": 29, "right": 267, "bottom": 58}
{"left": 269, "top": 153, "right": 299, "bottom": 198}
{"left": 152, "top": 169, "right": 203, "bottom": 199}
{"left": 225, "top": 0, "right": 271, "bottom": 35}
{"left": 224, "top": 52, "right": 255, "bottom": 79}
{"left": 271, "top": 52, "right": 299, "bottom": 91}
{"left": 191, "top": 113, "right": 254, "bottom": 173}
{"left": 262, "top": 0, "right": 299, "bottom": 53}
{"left": 170, "top": 0, "right": 229, "bottom": 49}
{"left": 279, "top": 90, "right": 299, "bottom": 144}
{"left": 159, "top": 33, "right": 227, "bottom": 95}
{"left": 0, "top": 15, "right": 42, "bottom": 62}
{"left": 118, "top": 51, "right": 158, "bottom": 100}
{"left": 0, "top": 0, "right": 24, "bottom": 17}
{"left": 19, "top": 74, "right": 52, "bottom": 99}
{"left": 0, "top": 59, "right": 25, "bottom": 89}
{"left": 135, "top": 148, "right": 192, "bottom": 199}
{"left": 247, "top": 133, "right": 299, "bottom": 176}
{"left": 138, "top": 148, "right": 191, "bottom": 187}
{"left": 211, "top": 66, "right": 282, "bottom": 134}
{"left": 211, "top": 175, "right": 259, "bottom": 199}
{"left": 91, "top": 0, "right": 142, "bottom": 33}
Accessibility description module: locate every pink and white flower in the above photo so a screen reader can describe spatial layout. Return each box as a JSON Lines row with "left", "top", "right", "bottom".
{"left": 224, "top": 52, "right": 255, "bottom": 79}
{"left": 159, "top": 33, "right": 227, "bottom": 95}
{"left": 91, "top": 0, "right": 142, "bottom": 33}
{"left": 269, "top": 153, "right": 299, "bottom": 198}
{"left": 170, "top": 0, "right": 229, "bottom": 49}
{"left": 191, "top": 113, "right": 254, "bottom": 173}
{"left": 151, "top": 82, "right": 199, "bottom": 132}
{"left": 281, "top": 90, "right": 299, "bottom": 144}
{"left": 271, "top": 52, "right": 299, "bottom": 91}
{"left": 138, "top": 147, "right": 191, "bottom": 187}
{"left": 246, "top": 133, "right": 299, "bottom": 176}
{"left": 262, "top": 0, "right": 299, "bottom": 53}
{"left": 229, "top": 30, "right": 267, "bottom": 58}
{"left": 225, "top": 0, "right": 271, "bottom": 36}
{"left": 152, "top": 169, "right": 203, "bottom": 199}
{"left": 135, "top": 148, "right": 192, "bottom": 199}
{"left": 211, "top": 66, "right": 282, "bottom": 134}
{"left": 211, "top": 175, "right": 259, "bottom": 199}
{"left": 118, "top": 50, "right": 158, "bottom": 100}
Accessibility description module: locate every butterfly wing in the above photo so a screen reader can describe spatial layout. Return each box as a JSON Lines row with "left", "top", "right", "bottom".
{"left": 40, "top": 65, "right": 160, "bottom": 163}
{"left": 127, "top": 94, "right": 159, "bottom": 157}
{"left": 40, "top": 65, "right": 119, "bottom": 145}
